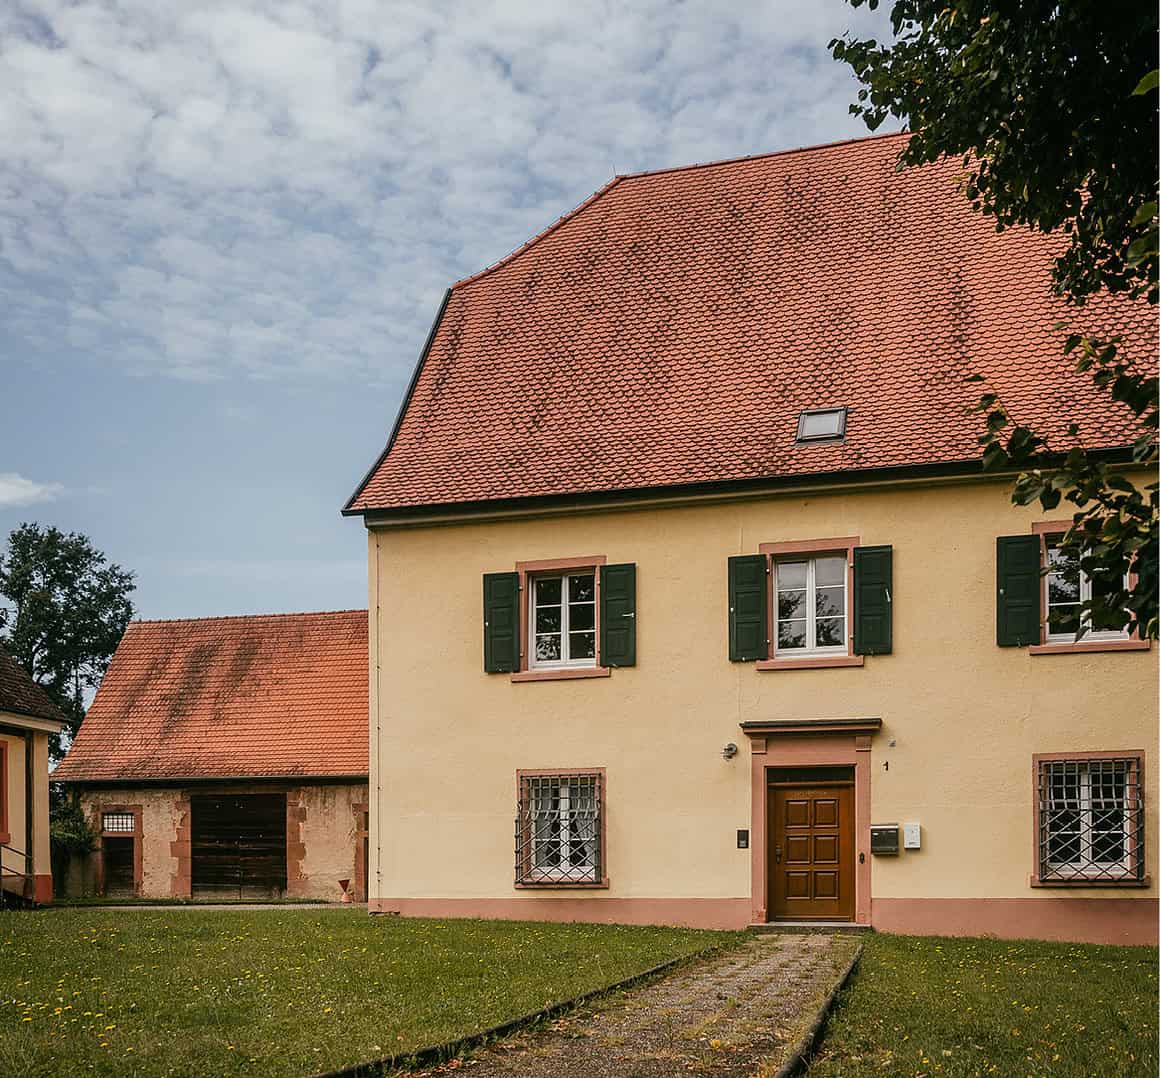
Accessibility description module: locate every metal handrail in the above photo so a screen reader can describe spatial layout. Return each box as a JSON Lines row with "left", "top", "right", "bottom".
{"left": 0, "top": 841, "right": 34, "bottom": 905}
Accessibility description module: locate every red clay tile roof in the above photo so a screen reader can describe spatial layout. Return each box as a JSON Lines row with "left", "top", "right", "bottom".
{"left": 0, "top": 649, "right": 67, "bottom": 724}
{"left": 347, "top": 132, "right": 1155, "bottom": 514}
{"left": 54, "top": 611, "right": 367, "bottom": 782}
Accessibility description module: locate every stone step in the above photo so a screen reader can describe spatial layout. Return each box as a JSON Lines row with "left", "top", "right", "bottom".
{"left": 748, "top": 921, "right": 873, "bottom": 934}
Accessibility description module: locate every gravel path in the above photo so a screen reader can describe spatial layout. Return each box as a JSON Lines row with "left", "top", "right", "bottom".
{"left": 418, "top": 933, "right": 860, "bottom": 1078}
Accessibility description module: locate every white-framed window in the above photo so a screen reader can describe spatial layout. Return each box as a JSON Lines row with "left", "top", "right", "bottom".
{"left": 530, "top": 572, "right": 596, "bottom": 668}
{"left": 1045, "top": 541, "right": 1129, "bottom": 642}
{"left": 516, "top": 772, "right": 602, "bottom": 884}
{"left": 774, "top": 554, "right": 848, "bottom": 656}
{"left": 1037, "top": 757, "right": 1143, "bottom": 883}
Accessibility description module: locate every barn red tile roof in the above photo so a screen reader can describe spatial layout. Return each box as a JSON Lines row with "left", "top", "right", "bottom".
{"left": 54, "top": 611, "right": 367, "bottom": 782}
{"left": 346, "top": 131, "right": 1154, "bottom": 514}
{"left": 0, "top": 649, "right": 67, "bottom": 724}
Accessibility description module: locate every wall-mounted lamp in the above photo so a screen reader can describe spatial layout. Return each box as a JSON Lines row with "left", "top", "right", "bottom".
{"left": 722, "top": 742, "right": 739, "bottom": 760}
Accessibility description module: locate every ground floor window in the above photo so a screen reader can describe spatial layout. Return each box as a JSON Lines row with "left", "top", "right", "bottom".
{"left": 516, "top": 771, "right": 603, "bottom": 884}
{"left": 1036, "top": 755, "right": 1144, "bottom": 883}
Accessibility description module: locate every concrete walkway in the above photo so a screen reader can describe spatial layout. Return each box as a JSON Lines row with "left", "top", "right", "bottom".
{"left": 421, "top": 933, "right": 860, "bottom": 1077}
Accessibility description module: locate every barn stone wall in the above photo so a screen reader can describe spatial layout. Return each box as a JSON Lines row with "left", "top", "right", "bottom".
{"left": 67, "top": 781, "right": 368, "bottom": 901}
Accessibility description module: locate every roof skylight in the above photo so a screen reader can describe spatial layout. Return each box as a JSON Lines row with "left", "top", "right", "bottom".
{"left": 796, "top": 407, "right": 847, "bottom": 443}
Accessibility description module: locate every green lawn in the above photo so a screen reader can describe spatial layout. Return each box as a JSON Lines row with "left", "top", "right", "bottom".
{"left": 809, "top": 933, "right": 1158, "bottom": 1078}
{"left": 1, "top": 908, "right": 738, "bottom": 1077}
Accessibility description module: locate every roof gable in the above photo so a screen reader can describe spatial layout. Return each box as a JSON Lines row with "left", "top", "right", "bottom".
{"left": 347, "top": 132, "right": 1154, "bottom": 514}
{"left": 53, "top": 610, "right": 368, "bottom": 782}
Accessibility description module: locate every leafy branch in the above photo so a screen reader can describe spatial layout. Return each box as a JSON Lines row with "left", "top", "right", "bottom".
{"left": 969, "top": 332, "right": 1158, "bottom": 639}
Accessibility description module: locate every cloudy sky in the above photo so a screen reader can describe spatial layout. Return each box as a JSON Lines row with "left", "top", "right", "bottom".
{"left": 1, "top": 0, "right": 890, "bottom": 620}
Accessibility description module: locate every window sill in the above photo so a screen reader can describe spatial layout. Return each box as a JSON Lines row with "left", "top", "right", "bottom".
{"left": 515, "top": 877, "right": 610, "bottom": 890}
{"left": 756, "top": 655, "right": 865, "bottom": 671}
{"left": 1029, "top": 639, "right": 1150, "bottom": 656}
{"left": 1030, "top": 875, "right": 1151, "bottom": 889}
{"left": 512, "top": 667, "right": 611, "bottom": 683}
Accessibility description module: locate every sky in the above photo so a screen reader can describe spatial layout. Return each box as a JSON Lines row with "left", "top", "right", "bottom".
{"left": 1, "top": 0, "right": 891, "bottom": 621}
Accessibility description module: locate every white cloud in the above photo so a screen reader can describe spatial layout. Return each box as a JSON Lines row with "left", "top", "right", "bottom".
{"left": 0, "top": 472, "right": 64, "bottom": 508}
{"left": 0, "top": 0, "right": 888, "bottom": 385}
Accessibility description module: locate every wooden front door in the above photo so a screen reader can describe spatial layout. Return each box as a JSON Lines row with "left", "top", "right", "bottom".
{"left": 769, "top": 782, "right": 855, "bottom": 921}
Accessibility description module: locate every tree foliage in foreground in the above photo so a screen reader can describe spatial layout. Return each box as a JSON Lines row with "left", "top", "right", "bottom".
{"left": 832, "top": 1, "right": 1158, "bottom": 637}
{"left": 0, "top": 522, "right": 135, "bottom": 754}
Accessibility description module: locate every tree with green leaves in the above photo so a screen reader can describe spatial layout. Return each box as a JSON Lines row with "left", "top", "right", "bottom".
{"left": 0, "top": 523, "right": 135, "bottom": 755}
{"left": 832, "top": 1, "right": 1158, "bottom": 639}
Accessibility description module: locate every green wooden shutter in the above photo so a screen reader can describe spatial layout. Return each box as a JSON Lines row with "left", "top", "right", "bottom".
{"left": 853, "top": 545, "right": 893, "bottom": 655}
{"left": 600, "top": 563, "right": 636, "bottom": 667}
{"left": 996, "top": 535, "right": 1041, "bottom": 646}
{"left": 728, "top": 555, "right": 768, "bottom": 661}
{"left": 483, "top": 572, "right": 520, "bottom": 672}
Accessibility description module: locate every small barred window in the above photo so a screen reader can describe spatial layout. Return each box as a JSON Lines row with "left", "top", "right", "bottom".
{"left": 102, "top": 812, "right": 135, "bottom": 833}
{"left": 516, "top": 772, "right": 602, "bottom": 885}
{"left": 1037, "top": 756, "right": 1144, "bottom": 883}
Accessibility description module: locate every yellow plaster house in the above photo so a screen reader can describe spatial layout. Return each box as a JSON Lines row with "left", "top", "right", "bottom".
{"left": 0, "top": 650, "right": 66, "bottom": 905}
{"left": 344, "top": 134, "right": 1157, "bottom": 943}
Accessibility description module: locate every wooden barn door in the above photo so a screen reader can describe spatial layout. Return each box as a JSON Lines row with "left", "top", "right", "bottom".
{"left": 190, "top": 794, "right": 287, "bottom": 899}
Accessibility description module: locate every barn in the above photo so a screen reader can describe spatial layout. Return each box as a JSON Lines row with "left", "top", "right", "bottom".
{"left": 54, "top": 610, "right": 368, "bottom": 902}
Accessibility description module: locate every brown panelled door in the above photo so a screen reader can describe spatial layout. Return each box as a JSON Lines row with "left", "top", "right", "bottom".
{"left": 769, "top": 776, "right": 855, "bottom": 921}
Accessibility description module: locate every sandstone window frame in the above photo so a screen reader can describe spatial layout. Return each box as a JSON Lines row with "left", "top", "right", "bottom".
{"left": 1032, "top": 752, "right": 1149, "bottom": 887}
{"left": 515, "top": 769, "right": 607, "bottom": 889}
{"left": 1027, "top": 522, "right": 1149, "bottom": 656}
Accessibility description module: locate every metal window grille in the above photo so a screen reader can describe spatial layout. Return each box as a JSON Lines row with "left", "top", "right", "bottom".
{"left": 102, "top": 812, "right": 135, "bottom": 834}
{"left": 1037, "top": 757, "right": 1144, "bottom": 883}
{"left": 516, "top": 773, "right": 602, "bottom": 884}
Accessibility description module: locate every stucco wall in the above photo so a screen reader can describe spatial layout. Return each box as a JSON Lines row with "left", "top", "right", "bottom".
{"left": 1, "top": 727, "right": 53, "bottom": 901}
{"left": 75, "top": 781, "right": 367, "bottom": 901}
{"left": 0, "top": 732, "right": 27, "bottom": 887}
{"left": 368, "top": 476, "right": 1157, "bottom": 939}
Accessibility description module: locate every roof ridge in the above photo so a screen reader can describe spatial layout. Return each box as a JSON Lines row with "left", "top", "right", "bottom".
{"left": 453, "top": 176, "right": 624, "bottom": 289}
{"left": 612, "top": 128, "right": 909, "bottom": 182}
{"left": 613, "top": 128, "right": 908, "bottom": 183}
{"left": 130, "top": 609, "right": 367, "bottom": 626}
{"left": 449, "top": 131, "right": 907, "bottom": 293}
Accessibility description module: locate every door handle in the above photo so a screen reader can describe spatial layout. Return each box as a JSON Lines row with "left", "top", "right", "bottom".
{"left": 775, "top": 846, "right": 782, "bottom": 864}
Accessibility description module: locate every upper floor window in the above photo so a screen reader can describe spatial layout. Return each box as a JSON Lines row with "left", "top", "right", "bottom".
{"left": 531, "top": 573, "right": 596, "bottom": 668}
{"left": 774, "top": 555, "right": 848, "bottom": 657}
{"left": 729, "top": 537, "right": 891, "bottom": 668}
{"left": 483, "top": 558, "right": 636, "bottom": 679}
{"left": 1045, "top": 541, "right": 1129, "bottom": 643}
{"left": 997, "top": 527, "right": 1147, "bottom": 652}
{"left": 1035, "top": 755, "right": 1144, "bottom": 885}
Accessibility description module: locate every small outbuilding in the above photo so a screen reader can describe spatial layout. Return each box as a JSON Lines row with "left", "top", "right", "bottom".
{"left": 1, "top": 649, "right": 67, "bottom": 904}
{"left": 54, "top": 610, "right": 369, "bottom": 902}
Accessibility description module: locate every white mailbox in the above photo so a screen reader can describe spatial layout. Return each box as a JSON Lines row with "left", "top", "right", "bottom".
{"left": 903, "top": 822, "right": 921, "bottom": 849}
